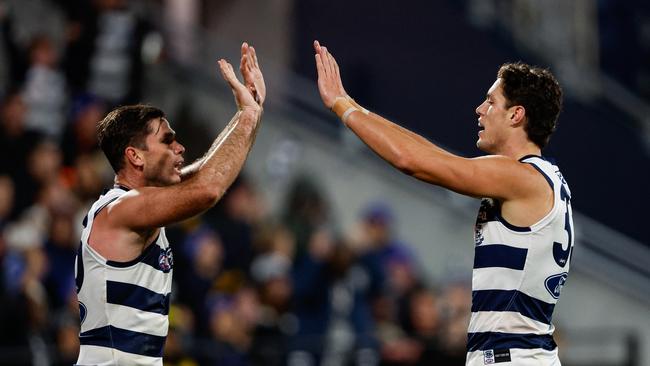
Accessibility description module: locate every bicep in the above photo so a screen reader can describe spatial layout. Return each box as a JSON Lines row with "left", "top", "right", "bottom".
{"left": 105, "top": 182, "right": 215, "bottom": 230}
{"left": 408, "top": 153, "right": 534, "bottom": 200}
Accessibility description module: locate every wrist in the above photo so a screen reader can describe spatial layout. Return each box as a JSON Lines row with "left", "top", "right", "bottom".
{"left": 240, "top": 105, "right": 263, "bottom": 121}
{"left": 345, "top": 95, "right": 369, "bottom": 115}
{"left": 331, "top": 95, "right": 369, "bottom": 124}
{"left": 331, "top": 96, "right": 355, "bottom": 123}
{"left": 240, "top": 104, "right": 261, "bottom": 113}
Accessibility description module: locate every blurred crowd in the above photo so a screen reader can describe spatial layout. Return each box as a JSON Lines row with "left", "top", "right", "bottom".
{"left": 0, "top": 1, "right": 472, "bottom": 365}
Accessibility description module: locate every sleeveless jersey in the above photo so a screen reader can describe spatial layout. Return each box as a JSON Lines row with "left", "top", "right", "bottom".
{"left": 466, "top": 155, "right": 574, "bottom": 366}
{"left": 75, "top": 186, "right": 174, "bottom": 365}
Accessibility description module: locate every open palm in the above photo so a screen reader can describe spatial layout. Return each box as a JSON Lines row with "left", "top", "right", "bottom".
{"left": 240, "top": 43, "right": 266, "bottom": 106}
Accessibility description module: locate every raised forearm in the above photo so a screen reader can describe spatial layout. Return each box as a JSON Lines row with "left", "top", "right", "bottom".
{"left": 344, "top": 111, "right": 420, "bottom": 169}
{"left": 371, "top": 112, "right": 454, "bottom": 157}
{"left": 192, "top": 107, "right": 262, "bottom": 202}
{"left": 180, "top": 112, "right": 243, "bottom": 180}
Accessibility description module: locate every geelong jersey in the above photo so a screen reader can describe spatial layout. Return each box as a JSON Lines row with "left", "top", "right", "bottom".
{"left": 466, "top": 155, "right": 574, "bottom": 366}
{"left": 75, "top": 186, "right": 174, "bottom": 365}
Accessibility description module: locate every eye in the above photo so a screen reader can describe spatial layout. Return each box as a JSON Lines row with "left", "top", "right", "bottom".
{"left": 162, "top": 134, "right": 175, "bottom": 145}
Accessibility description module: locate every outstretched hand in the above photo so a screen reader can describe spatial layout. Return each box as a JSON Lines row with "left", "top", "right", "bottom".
{"left": 313, "top": 40, "right": 348, "bottom": 109}
{"left": 240, "top": 42, "right": 266, "bottom": 106}
{"left": 218, "top": 48, "right": 259, "bottom": 111}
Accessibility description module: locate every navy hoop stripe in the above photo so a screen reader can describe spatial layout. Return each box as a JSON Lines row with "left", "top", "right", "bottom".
{"left": 467, "top": 331, "right": 557, "bottom": 352}
{"left": 474, "top": 244, "right": 528, "bottom": 270}
{"left": 79, "top": 325, "right": 166, "bottom": 358}
{"left": 105, "top": 237, "right": 163, "bottom": 271}
{"left": 472, "top": 289, "right": 555, "bottom": 325}
{"left": 106, "top": 281, "right": 170, "bottom": 315}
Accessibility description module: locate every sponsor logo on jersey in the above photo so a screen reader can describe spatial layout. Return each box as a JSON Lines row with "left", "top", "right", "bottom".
{"left": 545, "top": 272, "right": 568, "bottom": 299}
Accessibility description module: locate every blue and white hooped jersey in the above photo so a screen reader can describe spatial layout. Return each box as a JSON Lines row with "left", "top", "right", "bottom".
{"left": 75, "top": 186, "right": 174, "bottom": 366}
{"left": 467, "top": 155, "right": 574, "bottom": 366}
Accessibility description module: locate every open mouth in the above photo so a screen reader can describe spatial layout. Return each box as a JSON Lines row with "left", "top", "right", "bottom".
{"left": 174, "top": 160, "right": 184, "bottom": 174}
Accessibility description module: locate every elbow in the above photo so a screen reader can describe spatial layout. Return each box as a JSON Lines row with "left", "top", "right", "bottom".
{"left": 190, "top": 179, "right": 225, "bottom": 211}
{"left": 204, "top": 186, "right": 225, "bottom": 207}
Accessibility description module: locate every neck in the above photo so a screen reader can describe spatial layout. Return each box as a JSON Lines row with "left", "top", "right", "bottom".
{"left": 114, "top": 169, "right": 145, "bottom": 190}
{"left": 496, "top": 139, "right": 541, "bottom": 160}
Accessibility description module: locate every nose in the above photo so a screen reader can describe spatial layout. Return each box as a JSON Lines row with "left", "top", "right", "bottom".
{"left": 175, "top": 141, "right": 185, "bottom": 155}
{"left": 475, "top": 101, "right": 485, "bottom": 117}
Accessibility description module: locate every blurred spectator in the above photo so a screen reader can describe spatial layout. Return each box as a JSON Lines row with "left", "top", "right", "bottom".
{"left": 436, "top": 282, "right": 472, "bottom": 364}
{"left": 290, "top": 231, "right": 381, "bottom": 366}
{"left": 164, "top": 304, "right": 198, "bottom": 366}
{"left": 1, "top": 6, "right": 28, "bottom": 90}
{"left": 0, "top": 92, "right": 43, "bottom": 217}
{"left": 173, "top": 221, "right": 225, "bottom": 337}
{"left": 195, "top": 288, "right": 259, "bottom": 366}
{"left": 352, "top": 202, "right": 422, "bottom": 299}
{"left": 0, "top": 175, "right": 14, "bottom": 228}
{"left": 21, "top": 35, "right": 67, "bottom": 140}
{"left": 249, "top": 229, "right": 295, "bottom": 366}
{"left": 1, "top": 1, "right": 67, "bottom": 101}
{"left": 69, "top": 153, "right": 111, "bottom": 204}
{"left": 60, "top": 0, "right": 155, "bottom": 105}
{"left": 207, "top": 175, "right": 264, "bottom": 274}
{"left": 282, "top": 175, "right": 330, "bottom": 261}
{"left": 60, "top": 93, "right": 105, "bottom": 167}
{"left": 51, "top": 311, "right": 80, "bottom": 366}
{"left": 0, "top": 229, "right": 50, "bottom": 365}
{"left": 43, "top": 208, "right": 78, "bottom": 311}
{"left": 11, "top": 139, "right": 66, "bottom": 219}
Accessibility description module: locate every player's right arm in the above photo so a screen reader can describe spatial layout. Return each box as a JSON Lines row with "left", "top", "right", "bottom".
{"left": 105, "top": 48, "right": 264, "bottom": 231}
{"left": 313, "top": 41, "right": 542, "bottom": 202}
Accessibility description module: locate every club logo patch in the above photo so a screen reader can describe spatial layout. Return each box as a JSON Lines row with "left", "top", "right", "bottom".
{"left": 545, "top": 272, "right": 568, "bottom": 299}
{"left": 158, "top": 247, "right": 174, "bottom": 273}
{"left": 483, "top": 349, "right": 495, "bottom": 364}
{"left": 484, "top": 349, "right": 511, "bottom": 364}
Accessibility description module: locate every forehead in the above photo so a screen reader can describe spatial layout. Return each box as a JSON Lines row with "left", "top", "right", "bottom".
{"left": 487, "top": 78, "right": 504, "bottom": 97}
{"left": 147, "top": 118, "right": 174, "bottom": 137}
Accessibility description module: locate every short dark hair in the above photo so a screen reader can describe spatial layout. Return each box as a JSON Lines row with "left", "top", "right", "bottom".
{"left": 497, "top": 62, "right": 563, "bottom": 148}
{"left": 97, "top": 104, "right": 165, "bottom": 173}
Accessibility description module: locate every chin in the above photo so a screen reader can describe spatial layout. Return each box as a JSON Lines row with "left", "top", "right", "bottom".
{"left": 476, "top": 139, "right": 486, "bottom": 151}
{"left": 476, "top": 140, "right": 493, "bottom": 154}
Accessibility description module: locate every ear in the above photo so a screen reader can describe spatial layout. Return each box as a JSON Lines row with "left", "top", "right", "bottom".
{"left": 509, "top": 105, "right": 526, "bottom": 126}
{"left": 125, "top": 146, "right": 145, "bottom": 169}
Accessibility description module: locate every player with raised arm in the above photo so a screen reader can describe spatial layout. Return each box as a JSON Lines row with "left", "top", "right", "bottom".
{"left": 313, "top": 40, "right": 572, "bottom": 366}
{"left": 75, "top": 43, "right": 265, "bottom": 365}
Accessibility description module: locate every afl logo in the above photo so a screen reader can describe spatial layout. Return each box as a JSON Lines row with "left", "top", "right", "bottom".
{"left": 545, "top": 272, "right": 568, "bottom": 299}
{"left": 158, "top": 248, "right": 174, "bottom": 273}
{"left": 79, "top": 302, "right": 88, "bottom": 325}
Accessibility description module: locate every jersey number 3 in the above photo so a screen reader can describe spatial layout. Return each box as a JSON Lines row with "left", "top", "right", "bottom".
{"left": 553, "top": 185, "right": 573, "bottom": 267}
